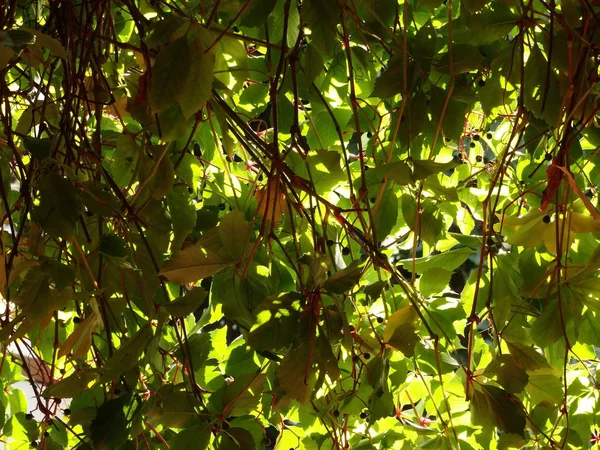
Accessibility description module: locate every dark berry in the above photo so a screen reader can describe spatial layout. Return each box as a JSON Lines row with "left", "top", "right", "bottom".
{"left": 363, "top": 353, "right": 371, "bottom": 359}
{"left": 470, "top": 142, "right": 476, "bottom": 148}
{"left": 545, "top": 153, "right": 552, "bottom": 161}
{"left": 54, "top": 398, "right": 61, "bottom": 404}
{"left": 478, "top": 79, "right": 486, "bottom": 87}
{"left": 342, "top": 247, "right": 350, "bottom": 256}
{"left": 333, "top": 410, "right": 340, "bottom": 417}
{"left": 360, "top": 412, "right": 368, "bottom": 419}
{"left": 364, "top": 166, "right": 370, "bottom": 171}
{"left": 476, "top": 155, "right": 483, "bottom": 163}
{"left": 31, "top": 441, "right": 38, "bottom": 448}
{"left": 44, "top": 431, "right": 50, "bottom": 437}
{"left": 73, "top": 316, "right": 81, "bottom": 324}
{"left": 473, "top": 134, "right": 480, "bottom": 141}
{"left": 63, "top": 408, "right": 71, "bottom": 416}
{"left": 486, "top": 237, "right": 494, "bottom": 246}
{"left": 376, "top": 317, "right": 384, "bottom": 324}
{"left": 486, "top": 133, "right": 493, "bottom": 139}
{"left": 25, "top": 413, "right": 33, "bottom": 421}
{"left": 352, "top": 355, "right": 360, "bottom": 362}
{"left": 543, "top": 215, "right": 551, "bottom": 224}
{"left": 326, "top": 239, "right": 335, "bottom": 247}
{"left": 218, "top": 203, "right": 226, "bottom": 211}
{"left": 370, "top": 197, "right": 376, "bottom": 204}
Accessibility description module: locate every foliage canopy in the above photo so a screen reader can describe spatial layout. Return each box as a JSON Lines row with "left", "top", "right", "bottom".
{"left": 0, "top": 0, "right": 600, "bottom": 449}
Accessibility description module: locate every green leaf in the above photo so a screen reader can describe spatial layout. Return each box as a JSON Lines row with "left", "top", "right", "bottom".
{"left": 505, "top": 341, "right": 552, "bottom": 371}
{"left": 484, "top": 355, "right": 528, "bottom": 394}
{"left": 526, "top": 371, "right": 563, "bottom": 406}
{"left": 398, "top": 247, "right": 475, "bottom": 273}
{"left": 145, "top": 14, "right": 186, "bottom": 48}
{"left": 159, "top": 240, "right": 234, "bottom": 285}
{"left": 99, "top": 324, "right": 153, "bottom": 383}
{"left": 371, "top": 55, "right": 409, "bottom": 98}
{"left": 323, "top": 260, "right": 364, "bottom": 294}
{"left": 218, "top": 210, "right": 252, "bottom": 260}
{"left": 176, "top": 154, "right": 204, "bottom": 190}
{"left": 303, "top": 0, "right": 339, "bottom": 58}
{"left": 90, "top": 395, "right": 141, "bottom": 450}
{"left": 383, "top": 305, "right": 419, "bottom": 357}
{"left": 167, "top": 186, "right": 197, "bottom": 251}
{"left": 373, "top": 184, "right": 398, "bottom": 241}
{"left": 164, "top": 287, "right": 207, "bottom": 317}
{"left": 177, "top": 30, "right": 215, "bottom": 119}
{"left": 276, "top": 343, "right": 317, "bottom": 404}
{"left": 170, "top": 423, "right": 211, "bottom": 450}
{"left": 23, "top": 136, "right": 52, "bottom": 160}
{"left": 151, "top": 36, "right": 191, "bottom": 112}
{"left": 470, "top": 385, "right": 526, "bottom": 437}
{"left": 436, "top": 44, "right": 484, "bottom": 74}
{"left": 247, "top": 293, "right": 302, "bottom": 352}
{"left": 42, "top": 371, "right": 98, "bottom": 399}
{"left": 240, "top": 0, "right": 278, "bottom": 28}
{"left": 412, "top": 160, "right": 457, "bottom": 180}
{"left": 99, "top": 234, "right": 129, "bottom": 258}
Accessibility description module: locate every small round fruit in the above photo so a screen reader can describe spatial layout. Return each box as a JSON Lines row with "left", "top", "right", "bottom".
{"left": 360, "top": 412, "right": 368, "bottom": 419}
{"left": 363, "top": 353, "right": 371, "bottom": 359}
{"left": 543, "top": 215, "right": 551, "bottom": 224}
{"left": 473, "top": 134, "right": 480, "bottom": 141}
{"left": 326, "top": 239, "right": 334, "bottom": 247}
{"left": 342, "top": 247, "right": 350, "bottom": 256}
{"left": 486, "top": 132, "right": 493, "bottom": 139}
{"left": 25, "top": 413, "right": 33, "bottom": 421}
{"left": 545, "top": 153, "right": 552, "bottom": 161}
{"left": 476, "top": 155, "right": 483, "bottom": 163}
{"left": 376, "top": 317, "right": 384, "bottom": 324}
{"left": 333, "top": 409, "right": 340, "bottom": 417}
{"left": 470, "top": 142, "right": 476, "bottom": 148}
{"left": 73, "top": 317, "right": 81, "bottom": 324}
{"left": 63, "top": 408, "right": 71, "bottom": 416}
{"left": 478, "top": 79, "right": 486, "bottom": 87}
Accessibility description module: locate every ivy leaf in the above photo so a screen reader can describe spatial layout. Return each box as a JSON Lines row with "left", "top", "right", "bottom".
{"left": 176, "top": 154, "right": 204, "bottom": 190}
{"left": 505, "top": 341, "right": 552, "bottom": 371}
{"left": 42, "top": 370, "right": 98, "bottom": 399}
{"left": 218, "top": 210, "right": 252, "bottom": 260}
{"left": 90, "top": 395, "right": 141, "bottom": 450}
{"left": 159, "top": 240, "right": 234, "bottom": 285}
{"left": 170, "top": 423, "right": 211, "bottom": 450}
{"left": 151, "top": 36, "right": 191, "bottom": 112}
{"left": 240, "top": 0, "right": 278, "bottom": 28}
{"left": 177, "top": 29, "right": 215, "bottom": 119}
{"left": 164, "top": 287, "right": 207, "bottom": 317}
{"left": 383, "top": 305, "right": 419, "bottom": 357}
{"left": 484, "top": 355, "right": 528, "bottom": 394}
{"left": 276, "top": 343, "right": 317, "bottom": 404}
{"left": 412, "top": 160, "right": 457, "bottom": 180}
{"left": 303, "top": 0, "right": 339, "bottom": 58}
{"left": 470, "top": 385, "right": 526, "bottom": 437}
{"left": 323, "top": 260, "right": 364, "bottom": 294}
{"left": 526, "top": 371, "right": 563, "bottom": 406}
{"left": 222, "top": 373, "right": 267, "bottom": 416}
{"left": 398, "top": 247, "right": 475, "bottom": 273}
{"left": 99, "top": 324, "right": 153, "bottom": 383}
{"left": 436, "top": 44, "right": 484, "bottom": 74}
{"left": 167, "top": 186, "right": 197, "bottom": 251}
{"left": 373, "top": 184, "right": 398, "bottom": 241}
{"left": 247, "top": 293, "right": 302, "bottom": 352}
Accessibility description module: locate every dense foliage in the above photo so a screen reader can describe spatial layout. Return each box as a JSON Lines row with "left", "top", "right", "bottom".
{"left": 0, "top": 0, "right": 599, "bottom": 448}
